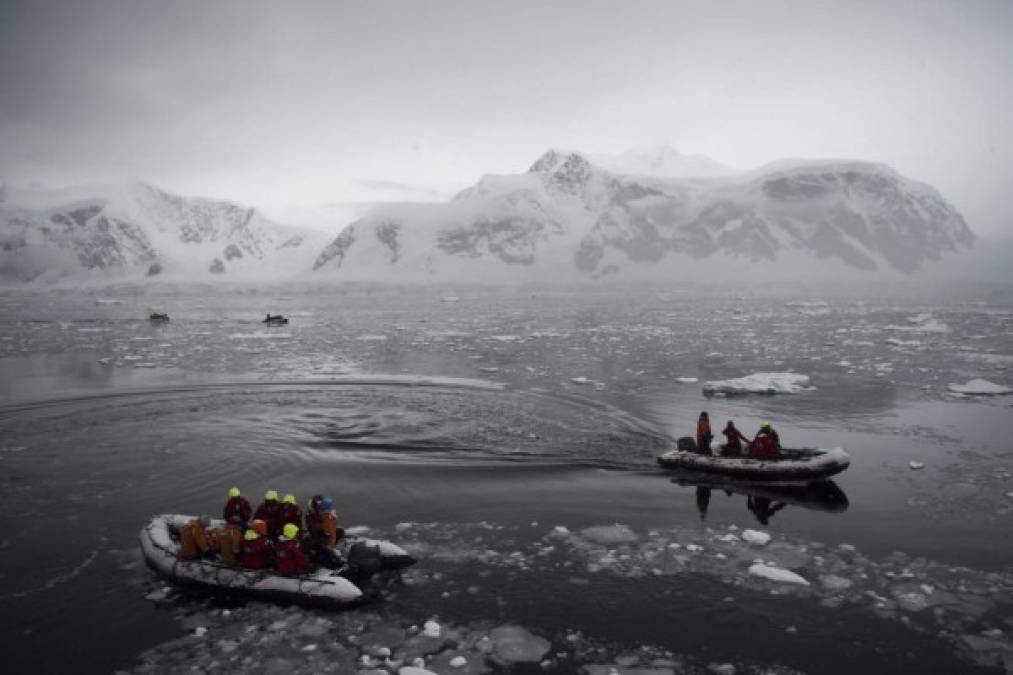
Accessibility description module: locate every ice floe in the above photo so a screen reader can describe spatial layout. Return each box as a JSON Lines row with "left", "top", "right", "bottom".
{"left": 741, "top": 530, "right": 771, "bottom": 546}
{"left": 947, "top": 379, "right": 1012, "bottom": 395}
{"left": 702, "top": 372, "right": 813, "bottom": 395}
{"left": 748, "top": 563, "right": 810, "bottom": 586}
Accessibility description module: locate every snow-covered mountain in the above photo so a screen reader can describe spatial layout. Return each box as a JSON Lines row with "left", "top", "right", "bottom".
{"left": 589, "top": 145, "right": 736, "bottom": 179}
{"left": 0, "top": 183, "right": 326, "bottom": 282}
{"left": 312, "top": 149, "right": 974, "bottom": 281}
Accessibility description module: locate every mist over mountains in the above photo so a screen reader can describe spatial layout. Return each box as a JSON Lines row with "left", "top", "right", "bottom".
{"left": 0, "top": 148, "right": 982, "bottom": 284}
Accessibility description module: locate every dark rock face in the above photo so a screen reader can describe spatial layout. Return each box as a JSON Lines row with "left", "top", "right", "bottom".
{"left": 438, "top": 217, "right": 552, "bottom": 265}
{"left": 208, "top": 258, "right": 225, "bottom": 274}
{"left": 375, "top": 222, "right": 401, "bottom": 263}
{"left": 146, "top": 261, "right": 163, "bottom": 276}
{"left": 312, "top": 224, "right": 358, "bottom": 270}
{"left": 223, "top": 243, "right": 243, "bottom": 261}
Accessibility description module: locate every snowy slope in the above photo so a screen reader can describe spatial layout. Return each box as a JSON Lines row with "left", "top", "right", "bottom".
{"left": 0, "top": 183, "right": 327, "bottom": 282}
{"left": 589, "top": 145, "right": 736, "bottom": 179}
{"left": 313, "top": 149, "right": 974, "bottom": 281}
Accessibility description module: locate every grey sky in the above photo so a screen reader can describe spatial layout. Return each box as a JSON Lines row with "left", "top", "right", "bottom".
{"left": 1, "top": 0, "right": 1011, "bottom": 236}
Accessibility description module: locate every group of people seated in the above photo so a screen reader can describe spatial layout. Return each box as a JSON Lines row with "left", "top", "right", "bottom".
{"left": 695, "top": 411, "right": 781, "bottom": 458}
{"left": 178, "top": 488, "right": 344, "bottom": 576}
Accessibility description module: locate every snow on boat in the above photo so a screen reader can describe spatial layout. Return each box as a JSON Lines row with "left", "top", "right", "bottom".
{"left": 139, "top": 514, "right": 414, "bottom": 608}
{"left": 657, "top": 446, "right": 851, "bottom": 484}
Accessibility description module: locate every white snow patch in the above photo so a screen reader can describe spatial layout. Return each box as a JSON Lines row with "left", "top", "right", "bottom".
{"left": 422, "top": 620, "right": 441, "bottom": 638}
{"left": 675, "top": 376, "right": 699, "bottom": 383}
{"left": 748, "top": 563, "right": 810, "bottom": 585}
{"left": 909, "top": 461, "right": 925, "bottom": 470}
{"left": 702, "top": 372, "right": 813, "bottom": 395}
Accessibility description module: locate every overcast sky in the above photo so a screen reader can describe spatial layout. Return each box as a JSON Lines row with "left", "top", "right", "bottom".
{"left": 1, "top": 0, "right": 1011, "bottom": 236}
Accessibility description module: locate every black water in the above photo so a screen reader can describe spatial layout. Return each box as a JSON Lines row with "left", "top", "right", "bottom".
{"left": 0, "top": 283, "right": 1010, "bottom": 673}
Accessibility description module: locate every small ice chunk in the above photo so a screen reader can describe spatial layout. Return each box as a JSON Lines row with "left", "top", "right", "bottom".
{"left": 489, "top": 625, "right": 551, "bottom": 663}
{"left": 579, "top": 524, "right": 638, "bottom": 544}
{"left": 192, "top": 626, "right": 208, "bottom": 637}
{"left": 749, "top": 563, "right": 810, "bottom": 585}
{"left": 708, "top": 664, "right": 736, "bottom": 675}
{"left": 947, "top": 379, "right": 1012, "bottom": 395}
{"left": 449, "top": 656, "right": 467, "bottom": 668}
{"left": 741, "top": 529, "right": 771, "bottom": 546}
{"left": 570, "top": 376, "right": 590, "bottom": 384}
{"left": 909, "top": 461, "right": 925, "bottom": 470}
{"left": 820, "top": 575, "right": 853, "bottom": 591}
{"left": 399, "top": 668, "right": 437, "bottom": 675}
{"left": 422, "top": 620, "right": 441, "bottom": 638}
{"left": 675, "top": 376, "right": 699, "bottom": 383}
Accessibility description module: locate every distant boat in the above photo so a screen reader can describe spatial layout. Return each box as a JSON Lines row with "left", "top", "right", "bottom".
{"left": 263, "top": 314, "right": 289, "bottom": 325}
{"left": 658, "top": 439, "right": 851, "bottom": 484}
{"left": 149, "top": 312, "right": 170, "bottom": 322}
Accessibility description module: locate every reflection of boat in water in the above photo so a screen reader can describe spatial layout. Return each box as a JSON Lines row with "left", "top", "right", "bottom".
{"left": 672, "top": 476, "right": 849, "bottom": 514}
{"left": 263, "top": 313, "right": 289, "bottom": 325}
{"left": 658, "top": 441, "right": 851, "bottom": 484}
{"left": 148, "top": 312, "right": 170, "bottom": 322}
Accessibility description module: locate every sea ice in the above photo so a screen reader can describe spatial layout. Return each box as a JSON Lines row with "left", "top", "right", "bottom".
{"left": 702, "top": 372, "right": 813, "bottom": 395}
{"left": 909, "top": 461, "right": 925, "bottom": 470}
{"left": 579, "top": 524, "right": 639, "bottom": 544}
{"left": 748, "top": 564, "right": 810, "bottom": 586}
{"left": 675, "top": 377, "right": 698, "bottom": 383}
{"left": 489, "top": 625, "right": 551, "bottom": 663}
{"left": 741, "top": 530, "right": 771, "bottom": 546}
{"left": 947, "top": 379, "right": 1012, "bottom": 395}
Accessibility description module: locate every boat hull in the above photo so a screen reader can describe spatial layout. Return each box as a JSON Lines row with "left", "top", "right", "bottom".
{"left": 139, "top": 514, "right": 413, "bottom": 608}
{"left": 657, "top": 447, "right": 851, "bottom": 484}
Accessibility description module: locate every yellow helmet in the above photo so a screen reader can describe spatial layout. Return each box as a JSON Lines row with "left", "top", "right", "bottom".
{"left": 282, "top": 523, "right": 299, "bottom": 540}
{"left": 760, "top": 421, "right": 771, "bottom": 429}
{"left": 228, "top": 487, "right": 240, "bottom": 498}
{"left": 244, "top": 529, "right": 259, "bottom": 541}
{"left": 283, "top": 493, "right": 296, "bottom": 505}
{"left": 265, "top": 489, "right": 278, "bottom": 501}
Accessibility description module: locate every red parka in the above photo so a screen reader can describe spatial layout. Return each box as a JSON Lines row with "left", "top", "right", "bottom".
{"left": 223, "top": 496, "right": 252, "bottom": 525}
{"left": 281, "top": 503, "right": 303, "bottom": 531}
{"left": 274, "top": 538, "right": 307, "bottom": 576}
{"left": 253, "top": 500, "right": 284, "bottom": 539}
{"left": 240, "top": 535, "right": 273, "bottom": 569}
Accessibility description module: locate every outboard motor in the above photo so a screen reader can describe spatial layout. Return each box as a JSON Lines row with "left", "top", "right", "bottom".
{"left": 677, "top": 436, "right": 698, "bottom": 453}
{"left": 346, "top": 541, "right": 383, "bottom": 576}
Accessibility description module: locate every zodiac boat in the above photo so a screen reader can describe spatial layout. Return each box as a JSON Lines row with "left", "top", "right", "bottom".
{"left": 140, "top": 514, "right": 415, "bottom": 608}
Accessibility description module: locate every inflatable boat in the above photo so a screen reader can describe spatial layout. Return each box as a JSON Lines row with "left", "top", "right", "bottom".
{"left": 657, "top": 443, "right": 851, "bottom": 484}
{"left": 139, "top": 514, "right": 415, "bottom": 608}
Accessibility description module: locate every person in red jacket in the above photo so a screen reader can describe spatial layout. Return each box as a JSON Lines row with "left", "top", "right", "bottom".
{"left": 696, "top": 411, "right": 713, "bottom": 454}
{"left": 281, "top": 493, "right": 302, "bottom": 533}
{"left": 223, "top": 487, "right": 252, "bottom": 527}
{"left": 240, "top": 521, "right": 273, "bottom": 569}
{"left": 253, "top": 490, "right": 284, "bottom": 538}
{"left": 721, "top": 421, "right": 749, "bottom": 457}
{"left": 275, "top": 523, "right": 307, "bottom": 576}
{"left": 749, "top": 422, "right": 781, "bottom": 460}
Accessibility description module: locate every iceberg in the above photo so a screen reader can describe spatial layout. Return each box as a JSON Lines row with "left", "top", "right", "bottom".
{"left": 703, "top": 372, "right": 813, "bottom": 395}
